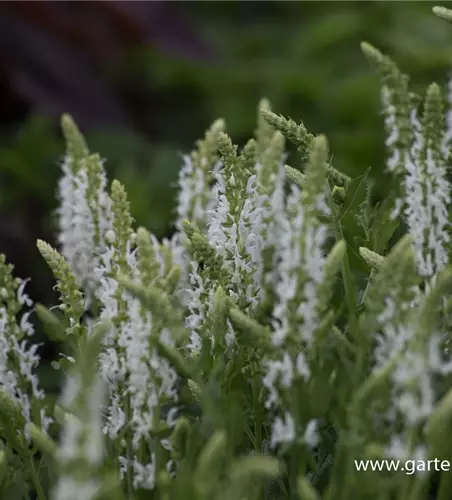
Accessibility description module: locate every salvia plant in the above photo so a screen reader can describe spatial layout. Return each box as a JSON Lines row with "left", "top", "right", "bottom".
{"left": 5, "top": 5, "right": 452, "bottom": 500}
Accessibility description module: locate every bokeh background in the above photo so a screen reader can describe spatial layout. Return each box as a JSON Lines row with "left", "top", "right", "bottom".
{"left": 1, "top": 0, "right": 452, "bottom": 381}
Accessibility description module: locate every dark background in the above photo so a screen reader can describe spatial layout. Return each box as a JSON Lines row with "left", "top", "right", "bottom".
{"left": 1, "top": 1, "right": 452, "bottom": 384}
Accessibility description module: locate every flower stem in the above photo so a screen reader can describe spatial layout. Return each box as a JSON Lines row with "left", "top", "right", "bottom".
{"left": 124, "top": 394, "right": 134, "bottom": 497}
{"left": 327, "top": 188, "right": 357, "bottom": 338}
{"left": 28, "top": 454, "right": 46, "bottom": 500}
{"left": 251, "top": 359, "right": 263, "bottom": 453}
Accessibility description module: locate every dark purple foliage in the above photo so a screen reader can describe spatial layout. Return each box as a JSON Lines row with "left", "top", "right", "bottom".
{"left": 0, "top": 1, "right": 214, "bottom": 129}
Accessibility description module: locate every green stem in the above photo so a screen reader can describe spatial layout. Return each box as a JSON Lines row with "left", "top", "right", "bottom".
{"left": 437, "top": 466, "right": 452, "bottom": 500}
{"left": 28, "top": 454, "right": 46, "bottom": 500}
{"left": 409, "top": 471, "right": 430, "bottom": 500}
{"left": 252, "top": 368, "right": 262, "bottom": 453}
{"left": 289, "top": 445, "right": 302, "bottom": 500}
{"left": 359, "top": 268, "right": 375, "bottom": 308}
{"left": 324, "top": 436, "right": 350, "bottom": 500}
{"left": 327, "top": 189, "right": 357, "bottom": 339}
{"left": 123, "top": 394, "right": 134, "bottom": 498}
{"left": 398, "top": 429, "right": 417, "bottom": 500}
{"left": 153, "top": 403, "right": 161, "bottom": 491}
{"left": 435, "top": 436, "right": 452, "bottom": 500}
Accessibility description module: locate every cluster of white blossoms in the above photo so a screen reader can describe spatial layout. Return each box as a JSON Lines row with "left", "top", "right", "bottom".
{"left": 53, "top": 374, "right": 105, "bottom": 500}
{"left": 182, "top": 121, "right": 286, "bottom": 354}
{"left": 0, "top": 258, "right": 52, "bottom": 443}
{"left": 7, "top": 29, "right": 452, "bottom": 498}
{"left": 262, "top": 135, "right": 333, "bottom": 450}
{"left": 56, "top": 117, "right": 112, "bottom": 307}
{"left": 377, "top": 58, "right": 451, "bottom": 282}
{"left": 53, "top": 101, "right": 338, "bottom": 479}
{"left": 363, "top": 42, "right": 452, "bottom": 466}
{"left": 54, "top": 122, "right": 182, "bottom": 490}
{"left": 167, "top": 104, "right": 346, "bottom": 459}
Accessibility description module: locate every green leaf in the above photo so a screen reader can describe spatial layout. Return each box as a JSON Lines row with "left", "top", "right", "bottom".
{"left": 369, "top": 197, "right": 401, "bottom": 254}
{"left": 339, "top": 167, "right": 371, "bottom": 220}
{"left": 35, "top": 303, "right": 67, "bottom": 342}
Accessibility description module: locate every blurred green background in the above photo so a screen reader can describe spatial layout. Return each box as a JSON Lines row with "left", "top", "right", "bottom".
{"left": 0, "top": 0, "right": 452, "bottom": 364}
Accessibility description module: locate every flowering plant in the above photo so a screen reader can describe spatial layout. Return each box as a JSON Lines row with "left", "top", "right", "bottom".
{"left": 3, "top": 5, "right": 452, "bottom": 500}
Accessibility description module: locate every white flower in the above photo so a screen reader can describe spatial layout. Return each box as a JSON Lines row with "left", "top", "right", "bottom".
{"left": 303, "top": 419, "right": 319, "bottom": 448}
{"left": 52, "top": 476, "right": 100, "bottom": 500}
{"left": 373, "top": 321, "right": 415, "bottom": 370}
{"left": 54, "top": 373, "right": 106, "bottom": 500}
{"left": 184, "top": 261, "right": 208, "bottom": 354}
{"left": 428, "top": 333, "right": 452, "bottom": 375}
{"left": 263, "top": 171, "right": 328, "bottom": 450}
{"left": 442, "top": 71, "right": 452, "bottom": 155}
{"left": 270, "top": 412, "right": 295, "bottom": 449}
{"left": 131, "top": 456, "right": 156, "bottom": 490}
{"left": 56, "top": 155, "right": 112, "bottom": 304}
{"left": 176, "top": 155, "right": 211, "bottom": 231}
{"left": 102, "top": 392, "right": 125, "bottom": 439}
{"left": 381, "top": 86, "right": 401, "bottom": 173}
{"left": 57, "top": 161, "right": 95, "bottom": 289}
{"left": 403, "top": 146, "right": 450, "bottom": 278}
{"left": 262, "top": 354, "right": 294, "bottom": 410}
{"left": 95, "top": 230, "right": 179, "bottom": 489}
{"left": 0, "top": 278, "right": 49, "bottom": 438}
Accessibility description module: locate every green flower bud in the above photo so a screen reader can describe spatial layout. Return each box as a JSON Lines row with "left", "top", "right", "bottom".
{"left": 110, "top": 180, "right": 134, "bottom": 269}
{"left": 422, "top": 82, "right": 445, "bottom": 166}
{"left": 54, "top": 405, "right": 67, "bottom": 425}
{"left": 211, "top": 286, "right": 228, "bottom": 337}
{"left": 194, "top": 117, "right": 225, "bottom": 175}
{"left": 228, "top": 307, "right": 272, "bottom": 347}
{"left": 363, "top": 234, "right": 419, "bottom": 330}
{"left": 187, "top": 379, "right": 202, "bottom": 403}
{"left": 182, "top": 220, "right": 231, "bottom": 283}
{"left": 195, "top": 430, "right": 227, "bottom": 495}
{"left": 258, "top": 131, "right": 285, "bottom": 192}
{"left": 260, "top": 108, "right": 313, "bottom": 161}
{"left": 228, "top": 455, "right": 282, "bottom": 483}
{"left": 217, "top": 132, "right": 238, "bottom": 175}
{"left": 136, "top": 227, "right": 161, "bottom": 287}
{"left": 303, "top": 135, "right": 329, "bottom": 208}
{"left": 324, "top": 240, "right": 347, "bottom": 279}
{"left": 433, "top": 5, "right": 452, "bottom": 23}
{"left": 117, "top": 275, "right": 184, "bottom": 336}
{"left": 161, "top": 265, "right": 181, "bottom": 295}
{"left": 36, "top": 240, "right": 85, "bottom": 332}
{"left": 255, "top": 98, "right": 275, "bottom": 156}
{"left": 171, "top": 417, "right": 191, "bottom": 460}
{"left": 155, "top": 338, "right": 193, "bottom": 379}
{"left": 326, "top": 166, "right": 351, "bottom": 189}
{"left": 297, "top": 476, "right": 320, "bottom": 500}
{"left": 285, "top": 165, "right": 306, "bottom": 189}
{"left": 61, "top": 114, "right": 89, "bottom": 170}
{"left": 359, "top": 247, "right": 386, "bottom": 270}
{"left": 331, "top": 185, "right": 346, "bottom": 204}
